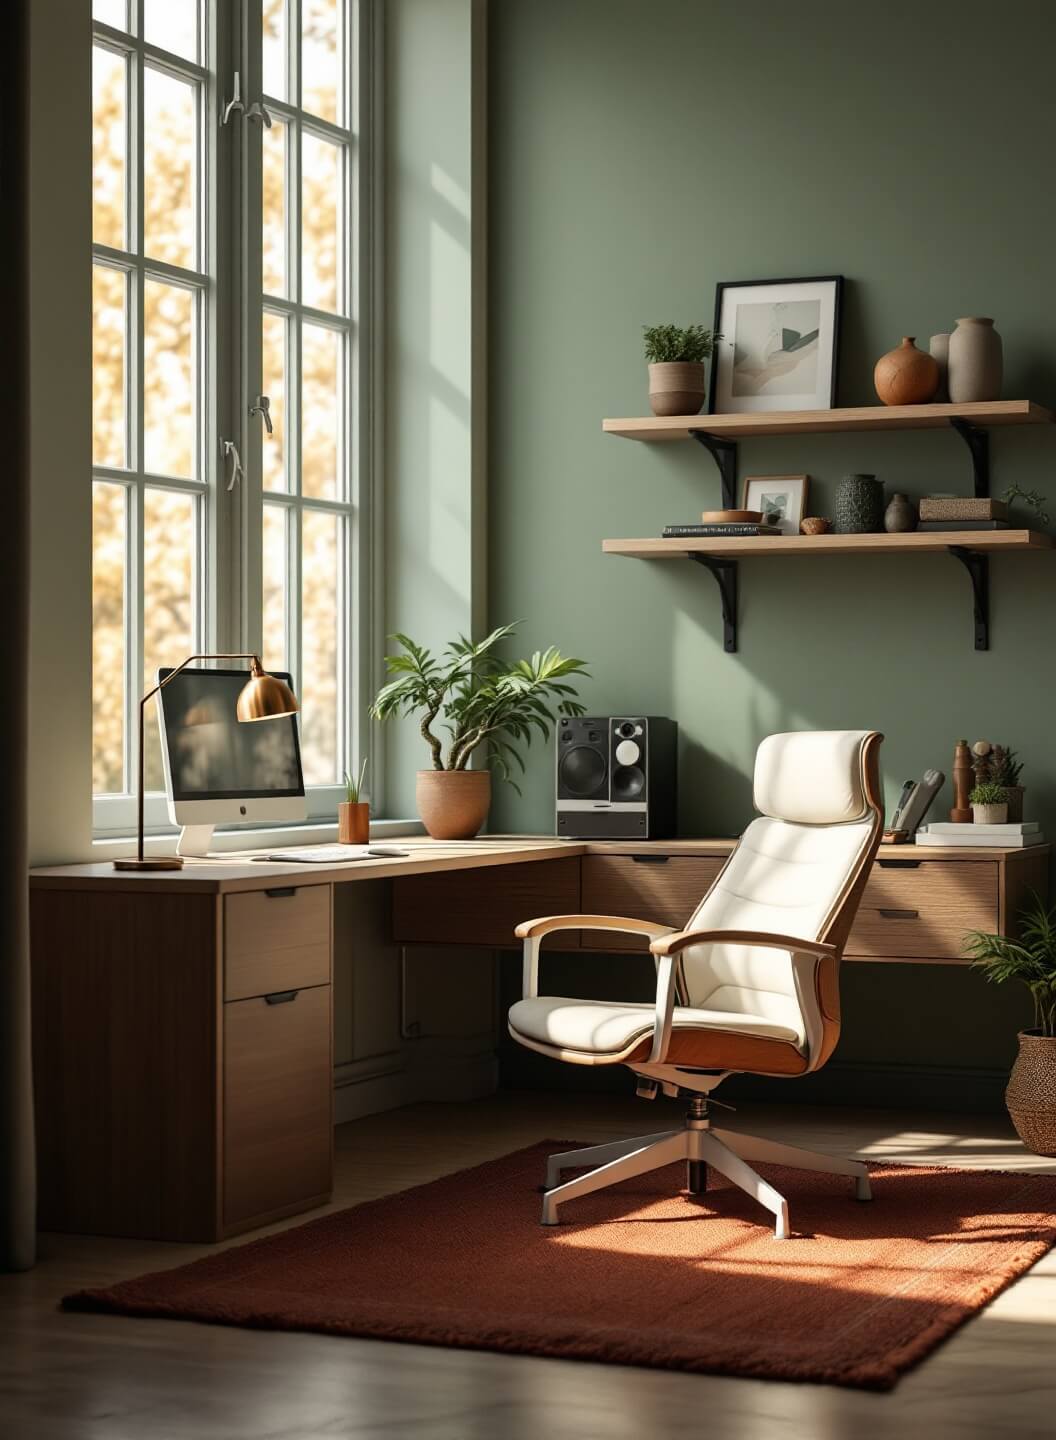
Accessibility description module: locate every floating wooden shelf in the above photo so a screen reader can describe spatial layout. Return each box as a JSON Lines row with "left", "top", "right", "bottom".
{"left": 602, "top": 400, "right": 1053, "bottom": 442}
{"left": 603, "top": 400, "right": 1055, "bottom": 509}
{"left": 602, "top": 529, "right": 1053, "bottom": 654}
{"left": 602, "top": 529, "right": 1053, "bottom": 559}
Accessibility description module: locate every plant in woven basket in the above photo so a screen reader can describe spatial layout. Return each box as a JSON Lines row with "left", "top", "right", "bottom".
{"left": 966, "top": 894, "right": 1056, "bottom": 1037}
{"left": 966, "top": 895, "right": 1056, "bottom": 1156}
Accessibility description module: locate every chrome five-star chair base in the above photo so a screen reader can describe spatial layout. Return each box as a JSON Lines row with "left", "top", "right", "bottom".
{"left": 541, "top": 1097, "right": 872, "bottom": 1238}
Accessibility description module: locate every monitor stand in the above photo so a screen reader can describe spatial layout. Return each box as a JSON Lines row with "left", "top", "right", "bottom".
{"left": 177, "top": 824, "right": 215, "bottom": 859}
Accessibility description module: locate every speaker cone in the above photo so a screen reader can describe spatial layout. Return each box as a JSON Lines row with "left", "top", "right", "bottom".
{"left": 612, "top": 764, "right": 645, "bottom": 800}
{"left": 559, "top": 745, "right": 607, "bottom": 797}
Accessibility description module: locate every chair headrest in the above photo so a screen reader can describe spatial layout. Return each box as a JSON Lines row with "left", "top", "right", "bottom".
{"left": 753, "top": 730, "right": 881, "bottom": 825}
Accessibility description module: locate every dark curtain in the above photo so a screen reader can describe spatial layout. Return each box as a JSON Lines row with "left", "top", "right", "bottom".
{"left": 0, "top": 0, "right": 35, "bottom": 1272}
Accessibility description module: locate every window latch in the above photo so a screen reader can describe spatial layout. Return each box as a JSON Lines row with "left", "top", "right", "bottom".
{"left": 246, "top": 101, "right": 273, "bottom": 129}
{"left": 221, "top": 70, "right": 245, "bottom": 125}
{"left": 221, "top": 438, "right": 244, "bottom": 492}
{"left": 250, "top": 395, "right": 274, "bottom": 436}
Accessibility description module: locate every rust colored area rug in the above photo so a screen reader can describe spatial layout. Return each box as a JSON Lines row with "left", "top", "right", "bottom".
{"left": 64, "top": 1141, "right": 1056, "bottom": 1389}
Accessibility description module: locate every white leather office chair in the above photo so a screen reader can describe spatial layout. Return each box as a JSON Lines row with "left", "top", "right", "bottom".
{"left": 509, "top": 729, "right": 884, "bottom": 1238}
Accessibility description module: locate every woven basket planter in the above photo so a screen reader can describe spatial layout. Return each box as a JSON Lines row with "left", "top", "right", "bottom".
{"left": 1006, "top": 1030, "right": 1056, "bottom": 1157}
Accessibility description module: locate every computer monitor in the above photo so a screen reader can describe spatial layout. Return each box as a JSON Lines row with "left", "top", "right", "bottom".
{"left": 157, "top": 666, "right": 307, "bottom": 856}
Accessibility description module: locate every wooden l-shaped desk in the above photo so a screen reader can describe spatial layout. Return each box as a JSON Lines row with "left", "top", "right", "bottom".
{"left": 30, "top": 836, "right": 1048, "bottom": 1243}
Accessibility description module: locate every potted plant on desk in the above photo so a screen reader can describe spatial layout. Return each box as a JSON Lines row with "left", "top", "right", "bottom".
{"left": 369, "top": 623, "right": 589, "bottom": 839}
{"left": 970, "top": 781, "right": 1008, "bottom": 825}
{"left": 966, "top": 896, "right": 1056, "bottom": 1156}
{"left": 339, "top": 759, "right": 369, "bottom": 844}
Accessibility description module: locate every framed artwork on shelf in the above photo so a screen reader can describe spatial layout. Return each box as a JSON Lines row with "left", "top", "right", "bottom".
{"left": 709, "top": 276, "right": 842, "bottom": 414}
{"left": 742, "top": 474, "right": 810, "bottom": 536}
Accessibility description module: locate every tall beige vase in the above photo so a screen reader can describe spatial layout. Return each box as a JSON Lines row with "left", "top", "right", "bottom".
{"left": 947, "top": 317, "right": 1003, "bottom": 403}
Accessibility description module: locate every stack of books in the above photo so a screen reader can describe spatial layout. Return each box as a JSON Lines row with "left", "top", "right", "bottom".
{"left": 662, "top": 522, "right": 780, "bottom": 539}
{"left": 915, "top": 821, "right": 1046, "bottom": 848}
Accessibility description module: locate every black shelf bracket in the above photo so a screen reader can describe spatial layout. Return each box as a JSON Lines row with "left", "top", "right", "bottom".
{"left": 690, "top": 431, "right": 738, "bottom": 510}
{"left": 948, "top": 545, "right": 990, "bottom": 651}
{"left": 691, "top": 554, "right": 738, "bottom": 652}
{"left": 949, "top": 418, "right": 990, "bottom": 499}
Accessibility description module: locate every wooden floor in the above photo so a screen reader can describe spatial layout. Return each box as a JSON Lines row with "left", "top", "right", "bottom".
{"left": 3, "top": 1092, "right": 1056, "bottom": 1439}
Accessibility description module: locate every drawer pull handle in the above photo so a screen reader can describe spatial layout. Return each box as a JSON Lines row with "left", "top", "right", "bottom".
{"left": 877, "top": 859, "right": 922, "bottom": 869}
{"left": 878, "top": 908, "right": 919, "bottom": 920}
{"left": 631, "top": 855, "right": 670, "bottom": 865}
{"left": 265, "top": 886, "right": 297, "bottom": 898}
{"left": 264, "top": 989, "right": 300, "bottom": 1005}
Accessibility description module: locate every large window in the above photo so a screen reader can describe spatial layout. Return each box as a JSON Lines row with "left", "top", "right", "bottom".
{"left": 91, "top": 0, "right": 370, "bottom": 833}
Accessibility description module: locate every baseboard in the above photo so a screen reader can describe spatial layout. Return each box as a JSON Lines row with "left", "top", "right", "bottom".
{"left": 333, "top": 1053, "right": 498, "bottom": 1124}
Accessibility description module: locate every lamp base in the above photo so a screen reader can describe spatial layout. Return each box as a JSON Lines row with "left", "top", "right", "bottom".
{"left": 113, "top": 856, "right": 185, "bottom": 871}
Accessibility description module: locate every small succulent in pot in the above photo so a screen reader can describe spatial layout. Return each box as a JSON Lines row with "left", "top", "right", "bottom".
{"left": 643, "top": 324, "right": 722, "bottom": 417}
{"left": 969, "top": 780, "right": 1008, "bottom": 826}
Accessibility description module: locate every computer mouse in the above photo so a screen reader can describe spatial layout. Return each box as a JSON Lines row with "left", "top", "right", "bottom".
{"left": 366, "top": 845, "right": 411, "bottom": 857}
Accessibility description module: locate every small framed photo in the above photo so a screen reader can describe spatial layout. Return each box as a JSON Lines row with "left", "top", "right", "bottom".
{"left": 743, "top": 475, "right": 809, "bottom": 536}
{"left": 709, "top": 276, "right": 842, "bottom": 413}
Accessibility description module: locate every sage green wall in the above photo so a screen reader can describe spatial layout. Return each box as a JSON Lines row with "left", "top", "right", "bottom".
{"left": 488, "top": 0, "right": 1056, "bottom": 1105}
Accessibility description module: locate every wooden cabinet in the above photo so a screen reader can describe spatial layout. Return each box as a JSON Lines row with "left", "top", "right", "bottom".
{"left": 847, "top": 860, "right": 999, "bottom": 961}
{"left": 580, "top": 855, "right": 725, "bottom": 950}
{"left": 31, "top": 881, "right": 334, "bottom": 1242}
{"left": 392, "top": 857, "right": 581, "bottom": 948}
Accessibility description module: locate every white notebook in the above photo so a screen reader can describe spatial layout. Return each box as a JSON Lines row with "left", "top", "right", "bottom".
{"left": 926, "top": 821, "right": 1039, "bottom": 835}
{"left": 915, "top": 830, "right": 1045, "bottom": 848}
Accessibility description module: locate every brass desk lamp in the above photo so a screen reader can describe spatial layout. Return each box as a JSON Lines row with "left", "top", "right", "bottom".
{"left": 114, "top": 653, "right": 298, "bottom": 872}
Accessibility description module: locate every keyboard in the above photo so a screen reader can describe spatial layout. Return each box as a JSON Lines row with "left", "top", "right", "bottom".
{"left": 254, "top": 844, "right": 410, "bottom": 864}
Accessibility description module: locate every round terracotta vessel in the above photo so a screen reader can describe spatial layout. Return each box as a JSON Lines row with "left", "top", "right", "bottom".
{"left": 648, "top": 361, "right": 707, "bottom": 417}
{"left": 874, "top": 337, "right": 940, "bottom": 406}
{"left": 416, "top": 770, "right": 492, "bottom": 840}
{"left": 1006, "top": 1030, "right": 1056, "bottom": 1157}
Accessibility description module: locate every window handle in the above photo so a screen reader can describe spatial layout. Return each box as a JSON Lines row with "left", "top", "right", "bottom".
{"left": 221, "top": 438, "right": 244, "bottom": 492}
{"left": 246, "top": 101, "right": 273, "bottom": 129}
{"left": 221, "top": 70, "right": 245, "bottom": 125}
{"left": 251, "top": 395, "right": 274, "bottom": 436}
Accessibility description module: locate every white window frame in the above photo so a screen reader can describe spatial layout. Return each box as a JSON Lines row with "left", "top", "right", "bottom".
{"left": 92, "top": 0, "right": 378, "bottom": 839}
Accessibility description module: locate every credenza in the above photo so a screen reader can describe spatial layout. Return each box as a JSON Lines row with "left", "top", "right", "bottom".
{"left": 29, "top": 837, "right": 1049, "bottom": 1241}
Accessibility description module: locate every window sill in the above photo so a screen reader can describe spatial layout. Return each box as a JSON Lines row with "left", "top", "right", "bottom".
{"left": 91, "top": 817, "right": 425, "bottom": 863}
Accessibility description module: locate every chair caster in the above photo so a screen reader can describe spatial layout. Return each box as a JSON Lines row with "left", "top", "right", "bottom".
{"left": 856, "top": 1175, "right": 873, "bottom": 1201}
{"left": 686, "top": 1159, "right": 708, "bottom": 1195}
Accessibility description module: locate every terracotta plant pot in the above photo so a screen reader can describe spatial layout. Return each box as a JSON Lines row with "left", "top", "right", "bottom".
{"left": 416, "top": 770, "right": 491, "bottom": 840}
{"left": 873, "top": 337, "right": 940, "bottom": 406}
{"left": 338, "top": 801, "right": 369, "bottom": 845}
{"left": 1006, "top": 1030, "right": 1056, "bottom": 1156}
{"left": 972, "top": 802, "right": 1008, "bottom": 825}
{"left": 648, "top": 361, "right": 707, "bottom": 417}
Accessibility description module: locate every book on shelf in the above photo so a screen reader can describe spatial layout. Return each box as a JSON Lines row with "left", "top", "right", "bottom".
{"left": 916, "top": 520, "right": 1010, "bottom": 532}
{"left": 915, "top": 829, "right": 1045, "bottom": 848}
{"left": 926, "top": 821, "right": 1039, "bottom": 835}
{"left": 662, "top": 524, "right": 781, "bottom": 538}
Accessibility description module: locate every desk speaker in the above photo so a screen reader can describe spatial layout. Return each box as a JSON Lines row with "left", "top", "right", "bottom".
{"left": 555, "top": 716, "right": 677, "bottom": 838}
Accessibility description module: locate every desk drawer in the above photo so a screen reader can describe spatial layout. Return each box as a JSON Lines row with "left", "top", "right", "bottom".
{"left": 581, "top": 855, "right": 724, "bottom": 951}
{"left": 223, "top": 982, "right": 332, "bottom": 1231}
{"left": 392, "top": 857, "right": 581, "bottom": 948}
{"left": 224, "top": 885, "right": 331, "bottom": 1001}
{"left": 846, "top": 861, "right": 999, "bottom": 961}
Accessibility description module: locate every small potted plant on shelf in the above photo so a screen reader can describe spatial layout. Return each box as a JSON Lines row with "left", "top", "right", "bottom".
{"left": 1003, "top": 484, "right": 1050, "bottom": 532}
{"left": 966, "top": 894, "right": 1056, "bottom": 1155}
{"left": 369, "top": 623, "right": 589, "bottom": 839}
{"left": 643, "top": 323, "right": 722, "bottom": 417}
{"left": 991, "top": 744, "right": 1025, "bottom": 822}
{"left": 969, "top": 781, "right": 1008, "bottom": 825}
{"left": 339, "top": 758, "right": 369, "bottom": 844}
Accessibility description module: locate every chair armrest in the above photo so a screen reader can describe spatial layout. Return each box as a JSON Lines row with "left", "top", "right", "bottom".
{"left": 649, "top": 928, "right": 838, "bottom": 960}
{"left": 515, "top": 913, "right": 675, "bottom": 941}
{"left": 518, "top": 915, "right": 677, "bottom": 1000}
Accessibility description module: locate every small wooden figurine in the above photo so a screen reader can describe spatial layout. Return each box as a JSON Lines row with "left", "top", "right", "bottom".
{"left": 951, "top": 739, "right": 973, "bottom": 822}
{"left": 971, "top": 739, "right": 993, "bottom": 788}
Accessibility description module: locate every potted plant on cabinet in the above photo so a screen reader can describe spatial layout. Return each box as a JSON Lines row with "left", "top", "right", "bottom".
{"left": 369, "top": 623, "right": 589, "bottom": 839}
{"left": 991, "top": 745, "right": 1026, "bottom": 823}
{"left": 643, "top": 323, "right": 722, "bottom": 417}
{"left": 966, "top": 895, "right": 1056, "bottom": 1155}
{"left": 970, "top": 781, "right": 1008, "bottom": 825}
{"left": 339, "top": 758, "right": 369, "bottom": 844}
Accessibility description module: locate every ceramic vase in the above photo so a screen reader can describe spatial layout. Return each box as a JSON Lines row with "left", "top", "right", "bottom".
{"left": 929, "top": 333, "right": 950, "bottom": 402}
{"left": 1006, "top": 1031, "right": 1056, "bottom": 1157}
{"left": 948, "top": 317, "right": 1003, "bottom": 403}
{"left": 834, "top": 474, "right": 884, "bottom": 534}
{"left": 648, "top": 361, "right": 707, "bottom": 417}
{"left": 884, "top": 493, "right": 917, "bottom": 533}
{"left": 416, "top": 770, "right": 491, "bottom": 839}
{"left": 873, "top": 337, "right": 940, "bottom": 406}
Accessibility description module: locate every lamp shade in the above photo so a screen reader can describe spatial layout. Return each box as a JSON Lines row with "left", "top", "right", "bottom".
{"left": 236, "top": 661, "right": 299, "bottom": 722}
